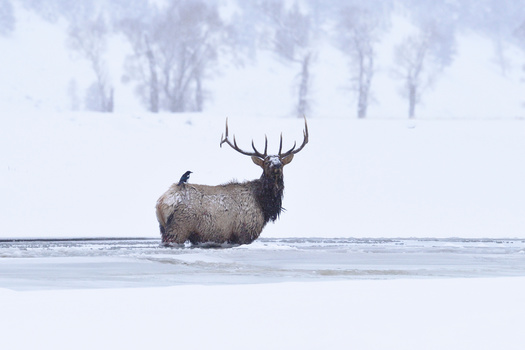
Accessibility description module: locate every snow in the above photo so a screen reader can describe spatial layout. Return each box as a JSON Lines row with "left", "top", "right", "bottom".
{"left": 1, "top": 6, "right": 525, "bottom": 350}
{"left": 2, "top": 113, "right": 524, "bottom": 239}
{"left": 164, "top": 192, "right": 184, "bottom": 206}
{"left": 1, "top": 277, "right": 524, "bottom": 350}
{"left": 269, "top": 155, "right": 283, "bottom": 166}
{"left": 1, "top": 238, "right": 524, "bottom": 289}
{"left": 1, "top": 238, "right": 524, "bottom": 349}
{"left": 1, "top": 9, "right": 525, "bottom": 240}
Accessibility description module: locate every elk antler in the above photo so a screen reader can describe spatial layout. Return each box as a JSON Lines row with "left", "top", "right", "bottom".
{"left": 279, "top": 115, "right": 309, "bottom": 158}
{"left": 220, "top": 118, "right": 268, "bottom": 159}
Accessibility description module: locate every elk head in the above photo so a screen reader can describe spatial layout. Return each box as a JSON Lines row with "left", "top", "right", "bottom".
{"left": 220, "top": 117, "right": 309, "bottom": 180}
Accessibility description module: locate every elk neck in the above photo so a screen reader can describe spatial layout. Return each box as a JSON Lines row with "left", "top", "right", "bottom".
{"left": 254, "top": 169, "right": 285, "bottom": 224}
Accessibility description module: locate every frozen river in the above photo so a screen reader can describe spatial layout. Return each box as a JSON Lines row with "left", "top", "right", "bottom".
{"left": 1, "top": 237, "right": 524, "bottom": 290}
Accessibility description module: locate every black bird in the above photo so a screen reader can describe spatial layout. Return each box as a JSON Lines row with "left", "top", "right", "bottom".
{"left": 178, "top": 171, "right": 192, "bottom": 186}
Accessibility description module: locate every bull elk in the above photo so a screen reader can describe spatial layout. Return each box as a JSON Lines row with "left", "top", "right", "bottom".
{"left": 155, "top": 117, "right": 309, "bottom": 245}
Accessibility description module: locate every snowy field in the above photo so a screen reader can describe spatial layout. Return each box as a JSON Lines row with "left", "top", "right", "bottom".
{"left": 2, "top": 4, "right": 525, "bottom": 240}
{"left": 1, "top": 113, "right": 525, "bottom": 239}
{"left": 1, "top": 238, "right": 525, "bottom": 350}
{"left": 2, "top": 113, "right": 525, "bottom": 348}
{"left": 2, "top": 4, "right": 525, "bottom": 349}
{"left": 0, "top": 278, "right": 524, "bottom": 350}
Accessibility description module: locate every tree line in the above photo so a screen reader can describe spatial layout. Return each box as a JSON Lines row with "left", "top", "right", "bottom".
{"left": 3, "top": 0, "right": 525, "bottom": 118}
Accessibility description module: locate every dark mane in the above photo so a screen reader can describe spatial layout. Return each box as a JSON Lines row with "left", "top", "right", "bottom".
{"left": 252, "top": 174, "right": 284, "bottom": 224}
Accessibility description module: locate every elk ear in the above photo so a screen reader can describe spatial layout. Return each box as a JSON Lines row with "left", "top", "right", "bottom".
{"left": 251, "top": 156, "right": 264, "bottom": 168}
{"left": 281, "top": 153, "right": 294, "bottom": 165}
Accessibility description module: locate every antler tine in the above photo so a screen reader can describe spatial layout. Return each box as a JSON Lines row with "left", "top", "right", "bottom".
{"left": 279, "top": 115, "right": 309, "bottom": 157}
{"left": 250, "top": 135, "right": 267, "bottom": 159}
{"left": 280, "top": 141, "right": 296, "bottom": 156}
{"left": 221, "top": 117, "right": 308, "bottom": 159}
{"left": 220, "top": 118, "right": 229, "bottom": 147}
{"left": 220, "top": 118, "right": 266, "bottom": 158}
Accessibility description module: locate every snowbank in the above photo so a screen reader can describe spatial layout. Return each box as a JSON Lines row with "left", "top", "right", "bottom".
{"left": 1, "top": 278, "right": 524, "bottom": 350}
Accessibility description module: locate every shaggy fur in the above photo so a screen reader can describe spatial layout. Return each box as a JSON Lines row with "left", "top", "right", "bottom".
{"left": 254, "top": 172, "right": 284, "bottom": 223}
{"left": 156, "top": 158, "right": 287, "bottom": 245}
{"left": 156, "top": 118, "right": 308, "bottom": 246}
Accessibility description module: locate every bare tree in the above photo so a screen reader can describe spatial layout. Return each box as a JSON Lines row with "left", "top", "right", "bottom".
{"left": 393, "top": 22, "right": 453, "bottom": 118}
{"left": 454, "top": 0, "right": 525, "bottom": 76}
{"left": 392, "top": 0, "right": 458, "bottom": 118}
{"left": 489, "top": 3, "right": 525, "bottom": 76}
{"left": 337, "top": 6, "right": 386, "bottom": 118}
{"left": 144, "top": 35, "right": 159, "bottom": 113}
{"left": 394, "top": 31, "right": 430, "bottom": 119}
{"left": 68, "top": 14, "right": 113, "bottom": 112}
{"left": 261, "top": 0, "right": 315, "bottom": 117}
{"left": 121, "top": 0, "right": 223, "bottom": 113}
{"left": 120, "top": 10, "right": 159, "bottom": 113}
{"left": 121, "top": 28, "right": 160, "bottom": 113}
{"left": 0, "top": 0, "right": 15, "bottom": 36}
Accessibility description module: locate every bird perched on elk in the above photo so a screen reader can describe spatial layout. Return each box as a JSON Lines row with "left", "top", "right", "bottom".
{"left": 177, "top": 171, "right": 192, "bottom": 186}
{"left": 155, "top": 117, "right": 309, "bottom": 245}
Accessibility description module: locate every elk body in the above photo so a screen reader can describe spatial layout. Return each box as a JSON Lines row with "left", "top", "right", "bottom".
{"left": 155, "top": 118, "right": 309, "bottom": 245}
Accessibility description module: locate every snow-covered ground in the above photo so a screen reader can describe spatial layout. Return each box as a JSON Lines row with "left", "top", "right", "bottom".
{"left": 3, "top": 113, "right": 524, "bottom": 348}
{"left": 1, "top": 112, "right": 524, "bottom": 239}
{"left": 2, "top": 6, "right": 525, "bottom": 350}
{"left": 1, "top": 276, "right": 524, "bottom": 350}
{"left": 0, "top": 238, "right": 523, "bottom": 350}
{"left": 1, "top": 8, "right": 525, "bottom": 240}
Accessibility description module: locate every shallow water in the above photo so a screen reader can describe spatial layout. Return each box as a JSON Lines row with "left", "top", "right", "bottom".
{"left": 1, "top": 237, "right": 524, "bottom": 290}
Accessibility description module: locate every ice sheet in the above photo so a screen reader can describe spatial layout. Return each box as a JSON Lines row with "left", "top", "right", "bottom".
{"left": 1, "top": 237, "right": 524, "bottom": 291}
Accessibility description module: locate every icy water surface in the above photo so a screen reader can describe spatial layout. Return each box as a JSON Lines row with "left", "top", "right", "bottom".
{"left": 1, "top": 238, "right": 524, "bottom": 290}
